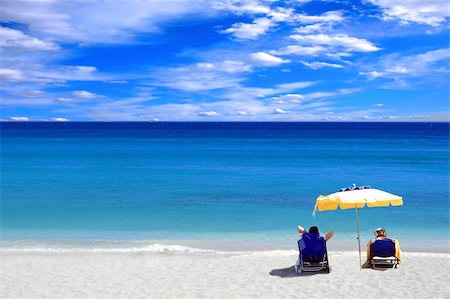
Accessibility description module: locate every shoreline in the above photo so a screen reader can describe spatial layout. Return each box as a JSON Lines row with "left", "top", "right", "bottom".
{"left": 1, "top": 238, "right": 448, "bottom": 254}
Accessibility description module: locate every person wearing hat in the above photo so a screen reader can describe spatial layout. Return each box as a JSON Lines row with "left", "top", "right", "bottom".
{"left": 365, "top": 228, "right": 401, "bottom": 265}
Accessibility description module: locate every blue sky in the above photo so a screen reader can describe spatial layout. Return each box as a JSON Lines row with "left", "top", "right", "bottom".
{"left": 0, "top": 0, "right": 449, "bottom": 121}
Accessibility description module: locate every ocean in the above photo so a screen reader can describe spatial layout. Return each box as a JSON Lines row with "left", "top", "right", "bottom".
{"left": 1, "top": 122, "right": 449, "bottom": 252}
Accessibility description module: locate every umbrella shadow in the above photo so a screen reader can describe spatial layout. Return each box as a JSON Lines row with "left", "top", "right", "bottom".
{"left": 269, "top": 265, "right": 331, "bottom": 278}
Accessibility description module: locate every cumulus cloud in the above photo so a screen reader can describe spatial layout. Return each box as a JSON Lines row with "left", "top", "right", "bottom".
{"left": 367, "top": 0, "right": 449, "bottom": 26}
{"left": 71, "top": 90, "right": 104, "bottom": 99}
{"left": 270, "top": 94, "right": 305, "bottom": 103}
{"left": 229, "top": 110, "right": 250, "bottom": 115}
{"left": 276, "top": 81, "right": 316, "bottom": 91}
{"left": 250, "top": 52, "right": 290, "bottom": 66}
{"left": 359, "top": 48, "right": 450, "bottom": 83}
{"left": 221, "top": 60, "right": 253, "bottom": 73}
{"left": 221, "top": 17, "right": 274, "bottom": 40}
{"left": 0, "top": 26, "right": 58, "bottom": 50}
{"left": 0, "top": 68, "right": 49, "bottom": 83}
{"left": 198, "top": 111, "right": 219, "bottom": 117}
{"left": 50, "top": 117, "right": 69, "bottom": 122}
{"left": 9, "top": 116, "right": 29, "bottom": 121}
{"left": 0, "top": 65, "right": 105, "bottom": 84}
{"left": 273, "top": 108, "right": 288, "bottom": 114}
{"left": 267, "top": 7, "right": 295, "bottom": 22}
{"left": 295, "top": 23, "right": 326, "bottom": 34}
{"left": 212, "top": 0, "right": 270, "bottom": 15}
{"left": 55, "top": 98, "right": 74, "bottom": 104}
{"left": 271, "top": 45, "right": 324, "bottom": 56}
{"left": 300, "top": 61, "right": 344, "bottom": 69}
{"left": 0, "top": 0, "right": 214, "bottom": 44}
{"left": 153, "top": 59, "right": 253, "bottom": 92}
{"left": 290, "top": 33, "right": 381, "bottom": 52}
{"left": 294, "top": 11, "right": 345, "bottom": 24}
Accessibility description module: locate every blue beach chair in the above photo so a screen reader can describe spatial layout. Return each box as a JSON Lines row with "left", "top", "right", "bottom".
{"left": 370, "top": 238, "right": 399, "bottom": 269}
{"left": 295, "top": 232, "right": 329, "bottom": 274}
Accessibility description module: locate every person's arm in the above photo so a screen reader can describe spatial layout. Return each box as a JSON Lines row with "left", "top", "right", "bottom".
{"left": 324, "top": 230, "right": 334, "bottom": 241}
{"left": 394, "top": 239, "right": 401, "bottom": 261}
{"left": 297, "top": 225, "right": 305, "bottom": 234}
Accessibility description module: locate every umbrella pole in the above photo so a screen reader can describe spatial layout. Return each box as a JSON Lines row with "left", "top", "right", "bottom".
{"left": 355, "top": 206, "right": 362, "bottom": 270}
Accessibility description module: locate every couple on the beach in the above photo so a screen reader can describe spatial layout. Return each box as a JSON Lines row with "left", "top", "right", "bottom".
{"left": 297, "top": 225, "right": 401, "bottom": 266}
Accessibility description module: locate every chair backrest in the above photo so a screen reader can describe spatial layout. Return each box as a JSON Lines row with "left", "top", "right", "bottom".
{"left": 370, "top": 238, "right": 395, "bottom": 258}
{"left": 298, "top": 233, "right": 327, "bottom": 262}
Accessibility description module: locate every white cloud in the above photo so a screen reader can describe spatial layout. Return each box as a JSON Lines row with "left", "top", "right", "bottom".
{"left": 294, "top": 11, "right": 345, "bottom": 24}
{"left": 359, "top": 48, "right": 450, "bottom": 82}
{"left": 221, "top": 60, "right": 253, "bottom": 73}
{"left": 152, "top": 59, "right": 253, "bottom": 92}
{"left": 71, "top": 90, "right": 103, "bottom": 99}
{"left": 197, "top": 62, "right": 215, "bottom": 69}
{"left": 358, "top": 70, "right": 385, "bottom": 79}
{"left": 230, "top": 110, "right": 250, "bottom": 115}
{"left": 0, "top": 68, "right": 49, "bottom": 83}
{"left": 367, "top": 0, "right": 449, "bottom": 26}
{"left": 271, "top": 45, "right": 324, "bottom": 56}
{"left": 303, "top": 88, "right": 361, "bottom": 100}
{"left": 221, "top": 17, "right": 274, "bottom": 40}
{"left": 50, "top": 117, "right": 69, "bottom": 122}
{"left": 198, "top": 111, "right": 219, "bottom": 117}
{"left": 273, "top": 108, "right": 287, "bottom": 114}
{"left": 270, "top": 94, "right": 305, "bottom": 103}
{"left": 9, "top": 116, "right": 29, "bottom": 121}
{"left": 37, "top": 66, "right": 102, "bottom": 81}
{"left": 300, "top": 61, "right": 344, "bottom": 69}
{"left": 290, "top": 34, "right": 381, "bottom": 52}
{"left": 55, "top": 98, "right": 74, "bottom": 103}
{"left": 0, "top": 0, "right": 214, "bottom": 44}
{"left": 16, "top": 90, "right": 45, "bottom": 97}
{"left": 267, "top": 7, "right": 295, "bottom": 22}
{"left": 374, "top": 103, "right": 384, "bottom": 107}
{"left": 295, "top": 23, "right": 326, "bottom": 34}
{"left": 275, "top": 81, "right": 316, "bottom": 91}
{"left": 212, "top": 0, "right": 271, "bottom": 15}
{"left": 0, "top": 65, "right": 105, "bottom": 84}
{"left": 0, "top": 26, "right": 58, "bottom": 50}
{"left": 251, "top": 52, "right": 290, "bottom": 66}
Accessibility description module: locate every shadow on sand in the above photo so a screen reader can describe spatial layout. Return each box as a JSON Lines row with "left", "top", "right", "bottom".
{"left": 362, "top": 260, "right": 396, "bottom": 271}
{"left": 269, "top": 266, "right": 331, "bottom": 278}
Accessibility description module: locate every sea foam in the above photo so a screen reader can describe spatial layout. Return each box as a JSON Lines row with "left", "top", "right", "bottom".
{"left": 0, "top": 243, "right": 226, "bottom": 254}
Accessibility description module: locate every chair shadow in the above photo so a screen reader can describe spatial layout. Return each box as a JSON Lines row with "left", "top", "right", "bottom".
{"left": 362, "top": 261, "right": 394, "bottom": 271}
{"left": 269, "top": 266, "right": 331, "bottom": 278}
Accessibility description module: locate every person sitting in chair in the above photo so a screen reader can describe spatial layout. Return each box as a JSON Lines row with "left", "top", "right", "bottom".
{"left": 295, "top": 225, "right": 333, "bottom": 273}
{"left": 365, "top": 228, "right": 401, "bottom": 267}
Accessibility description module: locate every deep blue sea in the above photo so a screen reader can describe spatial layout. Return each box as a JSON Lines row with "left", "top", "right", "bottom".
{"left": 1, "top": 122, "right": 449, "bottom": 252}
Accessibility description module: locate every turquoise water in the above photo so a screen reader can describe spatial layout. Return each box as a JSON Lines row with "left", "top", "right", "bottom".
{"left": 1, "top": 122, "right": 449, "bottom": 251}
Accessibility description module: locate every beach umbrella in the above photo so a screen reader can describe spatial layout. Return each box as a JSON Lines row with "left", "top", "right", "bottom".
{"left": 312, "top": 184, "right": 403, "bottom": 269}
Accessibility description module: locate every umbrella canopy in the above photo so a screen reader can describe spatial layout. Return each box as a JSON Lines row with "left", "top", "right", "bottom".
{"left": 314, "top": 188, "right": 403, "bottom": 214}
{"left": 312, "top": 184, "right": 403, "bottom": 269}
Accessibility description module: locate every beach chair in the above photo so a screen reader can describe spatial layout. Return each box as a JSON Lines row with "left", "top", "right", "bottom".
{"left": 370, "top": 238, "right": 399, "bottom": 269}
{"left": 295, "top": 233, "right": 329, "bottom": 274}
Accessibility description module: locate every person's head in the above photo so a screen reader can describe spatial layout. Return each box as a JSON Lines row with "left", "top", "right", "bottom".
{"left": 309, "top": 226, "right": 319, "bottom": 234}
{"left": 374, "top": 227, "right": 386, "bottom": 238}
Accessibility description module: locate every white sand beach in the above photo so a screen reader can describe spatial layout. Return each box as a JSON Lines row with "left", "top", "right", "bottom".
{"left": 1, "top": 250, "right": 449, "bottom": 299}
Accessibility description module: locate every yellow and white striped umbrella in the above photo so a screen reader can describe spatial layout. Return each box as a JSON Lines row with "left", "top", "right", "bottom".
{"left": 313, "top": 188, "right": 403, "bottom": 214}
